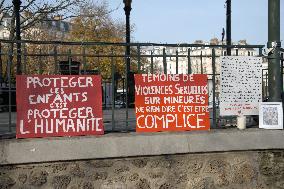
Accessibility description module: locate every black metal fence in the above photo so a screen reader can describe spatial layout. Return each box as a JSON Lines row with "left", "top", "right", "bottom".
{"left": 0, "top": 39, "right": 268, "bottom": 137}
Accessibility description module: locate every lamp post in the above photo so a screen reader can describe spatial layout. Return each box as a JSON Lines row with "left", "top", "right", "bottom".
{"left": 268, "top": 0, "right": 281, "bottom": 102}
{"left": 226, "top": 0, "right": 231, "bottom": 56}
{"left": 13, "top": 0, "right": 22, "bottom": 75}
{"left": 123, "top": 0, "right": 132, "bottom": 106}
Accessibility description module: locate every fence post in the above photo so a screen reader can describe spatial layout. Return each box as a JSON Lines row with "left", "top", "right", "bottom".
{"left": 104, "top": 82, "right": 107, "bottom": 109}
{"left": 262, "top": 69, "right": 265, "bottom": 100}
{"left": 125, "top": 51, "right": 129, "bottom": 131}
{"left": 188, "top": 48, "right": 192, "bottom": 74}
{"left": 211, "top": 48, "right": 217, "bottom": 129}
{"left": 266, "top": 72, "right": 268, "bottom": 98}
{"left": 281, "top": 52, "right": 283, "bottom": 98}
{"left": 163, "top": 48, "right": 167, "bottom": 74}
{"left": 7, "top": 49, "right": 12, "bottom": 132}
{"left": 0, "top": 42, "right": 3, "bottom": 83}
{"left": 111, "top": 49, "right": 115, "bottom": 131}
{"left": 122, "top": 77, "right": 125, "bottom": 106}
{"left": 137, "top": 45, "right": 141, "bottom": 73}
{"left": 259, "top": 48, "right": 263, "bottom": 56}
{"left": 23, "top": 44, "right": 27, "bottom": 74}
{"left": 200, "top": 51, "right": 203, "bottom": 74}
{"left": 82, "top": 47, "right": 87, "bottom": 74}
{"left": 39, "top": 49, "right": 43, "bottom": 74}
{"left": 53, "top": 46, "right": 58, "bottom": 74}
{"left": 151, "top": 51, "right": 154, "bottom": 74}
{"left": 176, "top": 50, "right": 178, "bottom": 74}
{"left": 68, "top": 49, "right": 72, "bottom": 75}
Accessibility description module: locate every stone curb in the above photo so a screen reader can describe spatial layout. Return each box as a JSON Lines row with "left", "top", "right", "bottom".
{"left": 0, "top": 128, "right": 283, "bottom": 165}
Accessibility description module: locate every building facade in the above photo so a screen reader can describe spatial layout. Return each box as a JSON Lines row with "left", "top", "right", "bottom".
{"left": 0, "top": 13, "right": 12, "bottom": 39}
{"left": 141, "top": 38, "right": 258, "bottom": 75}
{"left": 0, "top": 12, "right": 71, "bottom": 40}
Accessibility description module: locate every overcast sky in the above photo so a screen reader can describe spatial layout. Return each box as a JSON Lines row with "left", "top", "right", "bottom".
{"left": 108, "top": 0, "right": 283, "bottom": 45}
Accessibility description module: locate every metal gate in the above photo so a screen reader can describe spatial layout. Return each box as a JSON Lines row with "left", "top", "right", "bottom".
{"left": 0, "top": 39, "right": 270, "bottom": 138}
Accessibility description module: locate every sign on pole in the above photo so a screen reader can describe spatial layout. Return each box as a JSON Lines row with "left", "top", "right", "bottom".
{"left": 220, "top": 56, "right": 262, "bottom": 116}
{"left": 16, "top": 75, "right": 104, "bottom": 138}
{"left": 135, "top": 74, "right": 210, "bottom": 132}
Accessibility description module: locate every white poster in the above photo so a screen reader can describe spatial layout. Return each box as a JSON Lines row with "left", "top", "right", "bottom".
{"left": 220, "top": 56, "right": 262, "bottom": 116}
{"left": 259, "top": 102, "right": 283, "bottom": 129}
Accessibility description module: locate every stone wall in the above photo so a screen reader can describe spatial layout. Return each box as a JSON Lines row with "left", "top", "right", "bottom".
{"left": 0, "top": 150, "right": 283, "bottom": 189}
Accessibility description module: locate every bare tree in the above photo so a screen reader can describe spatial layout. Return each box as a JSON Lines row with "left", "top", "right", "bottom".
{"left": 0, "top": 0, "right": 125, "bottom": 80}
{"left": 0, "top": 0, "right": 84, "bottom": 40}
{"left": 0, "top": 0, "right": 84, "bottom": 81}
{"left": 0, "top": 0, "right": 121, "bottom": 40}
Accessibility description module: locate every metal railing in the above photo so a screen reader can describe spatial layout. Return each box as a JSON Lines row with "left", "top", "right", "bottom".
{"left": 0, "top": 39, "right": 266, "bottom": 138}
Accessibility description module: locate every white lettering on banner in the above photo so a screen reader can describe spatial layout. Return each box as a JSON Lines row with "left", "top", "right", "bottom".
{"left": 27, "top": 107, "right": 95, "bottom": 120}
{"left": 17, "top": 75, "right": 104, "bottom": 138}
{"left": 135, "top": 74, "right": 210, "bottom": 132}
{"left": 27, "top": 76, "right": 93, "bottom": 88}
{"left": 136, "top": 113, "right": 206, "bottom": 129}
{"left": 28, "top": 92, "right": 88, "bottom": 105}
{"left": 20, "top": 120, "right": 30, "bottom": 134}
{"left": 33, "top": 118, "right": 102, "bottom": 134}
{"left": 141, "top": 74, "right": 195, "bottom": 83}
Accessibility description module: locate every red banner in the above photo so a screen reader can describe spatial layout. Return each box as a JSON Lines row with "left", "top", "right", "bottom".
{"left": 135, "top": 74, "right": 210, "bottom": 132}
{"left": 16, "top": 75, "right": 104, "bottom": 138}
